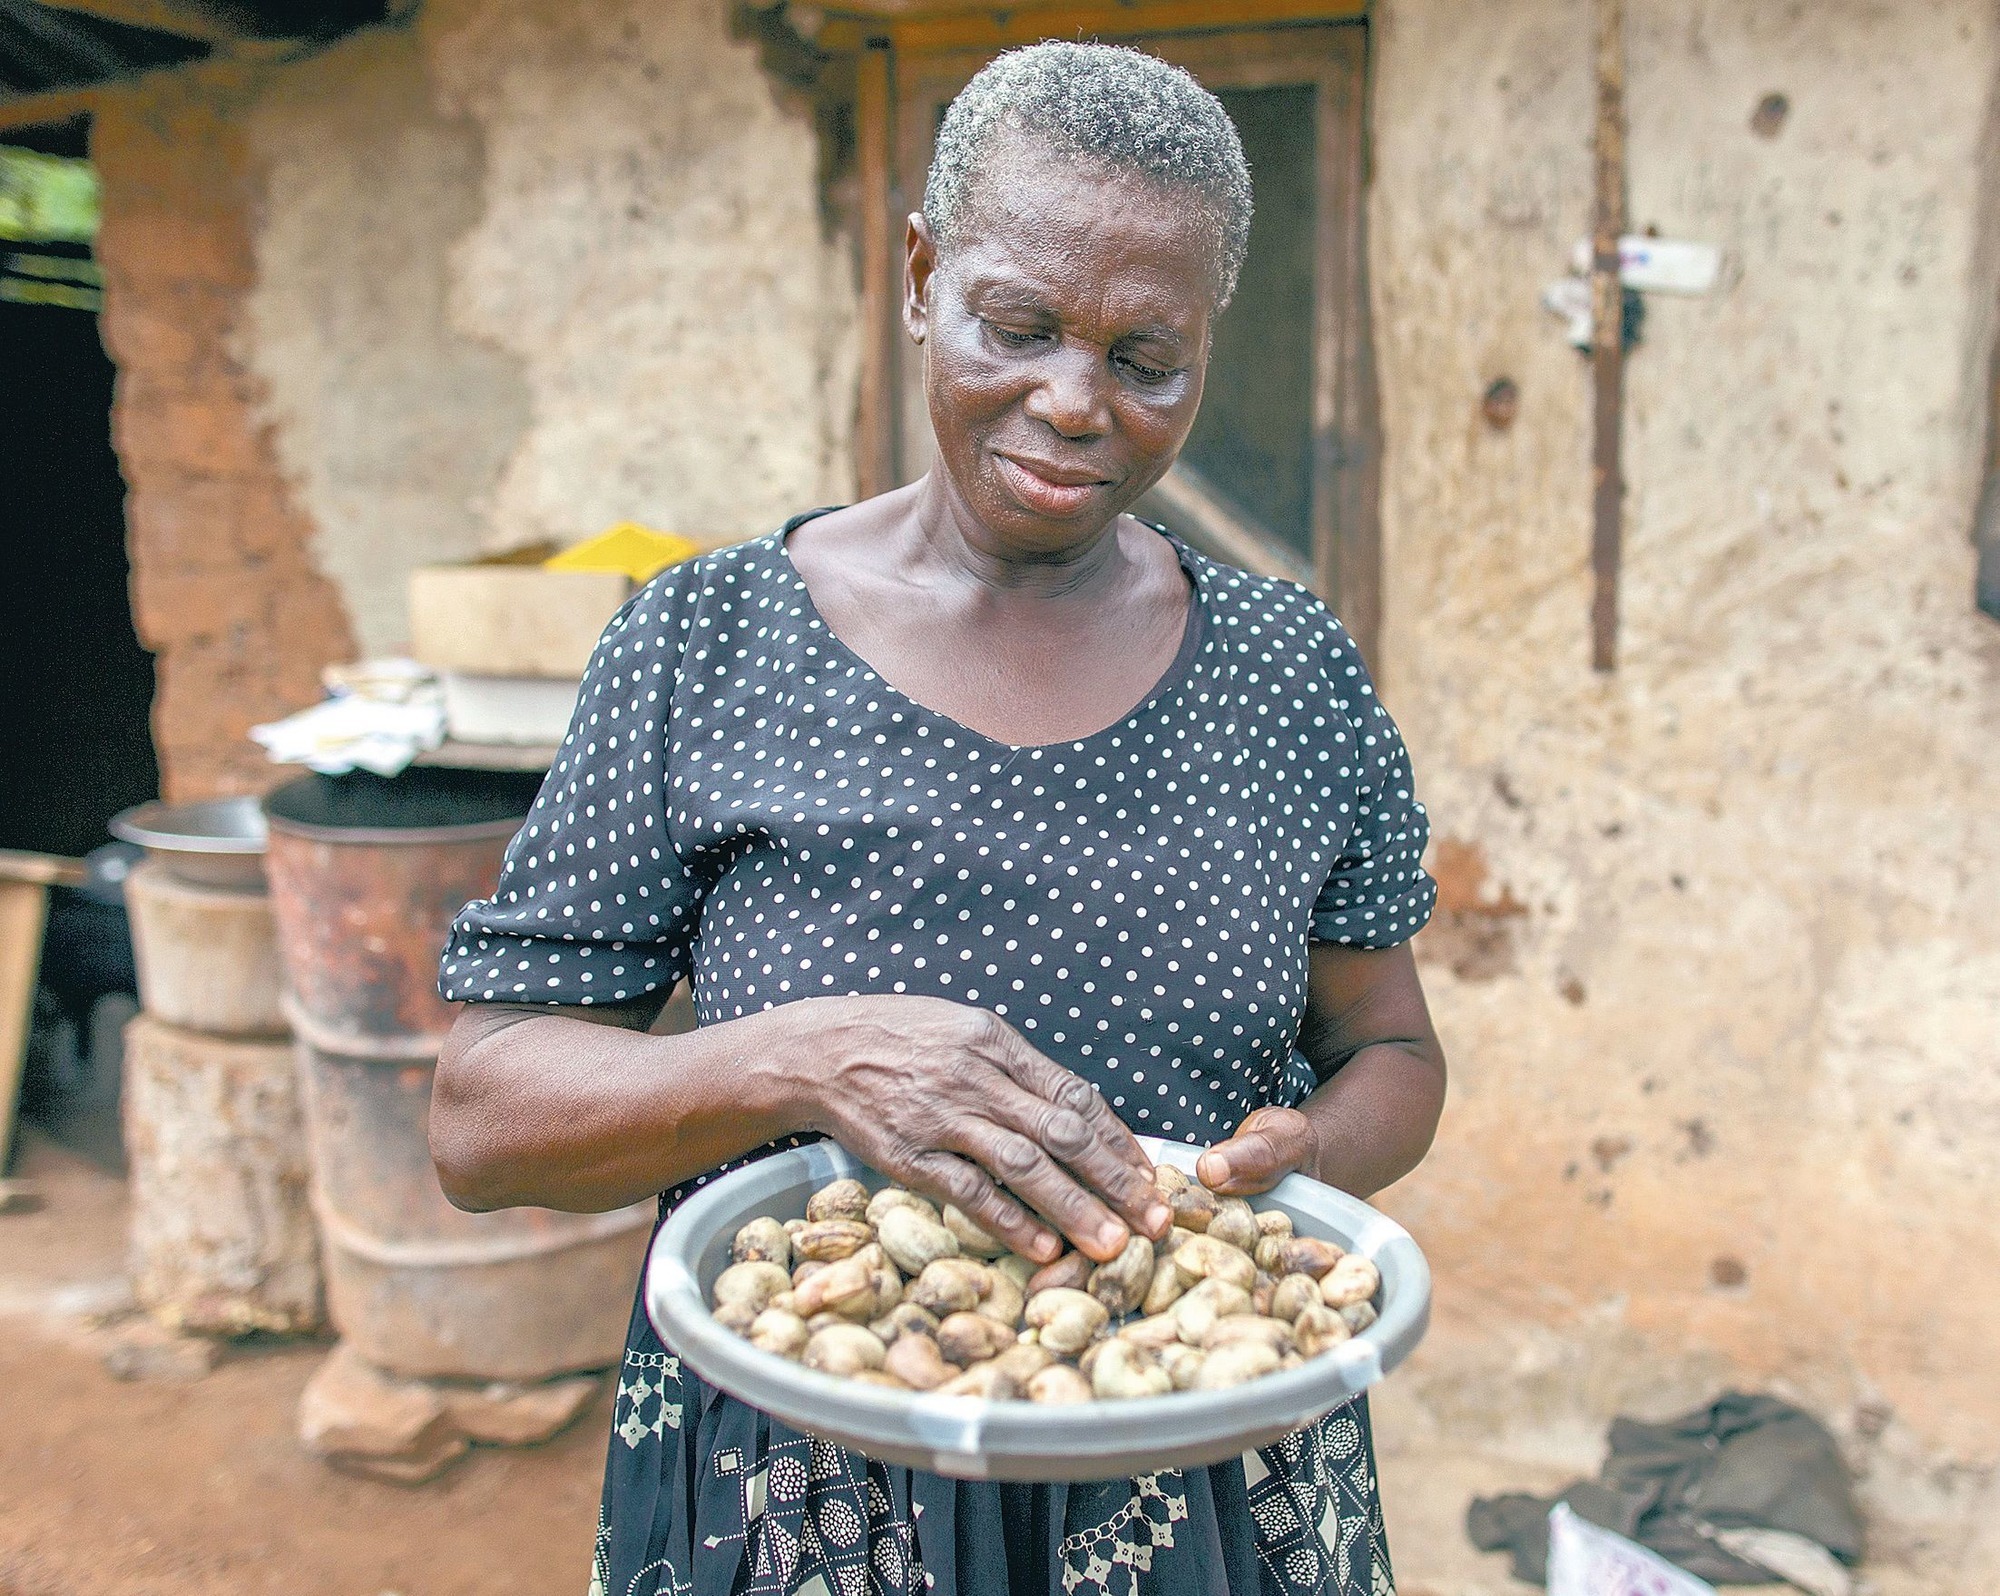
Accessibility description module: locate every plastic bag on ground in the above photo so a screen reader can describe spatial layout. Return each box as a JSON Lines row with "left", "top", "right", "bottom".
{"left": 1547, "top": 1502, "right": 1719, "bottom": 1596}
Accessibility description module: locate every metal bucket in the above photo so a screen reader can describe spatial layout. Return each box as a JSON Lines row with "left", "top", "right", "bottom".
{"left": 264, "top": 771, "right": 653, "bottom": 1382}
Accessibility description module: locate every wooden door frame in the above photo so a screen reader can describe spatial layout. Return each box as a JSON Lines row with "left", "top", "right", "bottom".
{"left": 849, "top": 14, "right": 1383, "bottom": 664}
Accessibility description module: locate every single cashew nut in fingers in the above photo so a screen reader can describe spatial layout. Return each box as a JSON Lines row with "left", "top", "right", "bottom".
{"left": 713, "top": 1260, "right": 792, "bottom": 1316}
{"left": 866, "top": 1187, "right": 939, "bottom": 1228}
{"left": 1207, "top": 1198, "right": 1260, "bottom": 1254}
{"left": 802, "top": 1323, "right": 886, "bottom": 1377}
{"left": 1026, "top": 1251, "right": 1094, "bottom": 1296}
{"left": 732, "top": 1216, "right": 792, "bottom": 1269}
{"left": 1193, "top": 1340, "right": 1282, "bottom": 1390}
{"left": 806, "top": 1178, "right": 871, "bottom": 1223}
{"left": 1319, "top": 1254, "right": 1381, "bottom": 1309}
{"left": 883, "top": 1331, "right": 957, "bottom": 1390}
{"left": 792, "top": 1219, "right": 875, "bottom": 1263}
{"left": 876, "top": 1206, "right": 961, "bottom": 1276}
{"left": 1292, "top": 1304, "right": 1353, "bottom": 1357}
{"left": 942, "top": 1204, "right": 1007, "bottom": 1259}
{"left": 936, "top": 1310, "right": 1016, "bottom": 1367}
{"left": 1152, "top": 1162, "right": 1192, "bottom": 1197}
{"left": 1023, "top": 1288, "right": 1109, "bottom": 1356}
{"left": 1167, "top": 1184, "right": 1216, "bottom": 1233}
{"left": 1088, "top": 1234, "right": 1156, "bottom": 1316}
{"left": 1269, "top": 1273, "right": 1323, "bottom": 1324}
{"left": 748, "top": 1308, "right": 810, "bottom": 1359}
{"left": 1091, "top": 1338, "right": 1173, "bottom": 1400}
{"left": 1027, "top": 1364, "right": 1095, "bottom": 1404}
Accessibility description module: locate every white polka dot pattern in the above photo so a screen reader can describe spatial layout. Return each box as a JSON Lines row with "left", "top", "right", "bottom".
{"left": 440, "top": 520, "right": 1434, "bottom": 1147}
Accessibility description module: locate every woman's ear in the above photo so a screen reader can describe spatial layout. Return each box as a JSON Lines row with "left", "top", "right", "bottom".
{"left": 903, "top": 213, "right": 936, "bottom": 344}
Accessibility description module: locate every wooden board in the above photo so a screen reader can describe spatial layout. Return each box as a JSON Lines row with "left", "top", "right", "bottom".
{"left": 0, "top": 879, "right": 50, "bottom": 1174}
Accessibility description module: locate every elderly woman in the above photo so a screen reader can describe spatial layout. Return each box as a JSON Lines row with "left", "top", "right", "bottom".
{"left": 435, "top": 40, "right": 1444, "bottom": 1596}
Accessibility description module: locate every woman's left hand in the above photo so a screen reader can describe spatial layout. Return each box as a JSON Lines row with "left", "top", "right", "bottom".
{"left": 1196, "top": 1105, "right": 1319, "bottom": 1195}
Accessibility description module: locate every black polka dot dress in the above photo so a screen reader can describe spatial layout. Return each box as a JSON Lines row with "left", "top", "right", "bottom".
{"left": 442, "top": 514, "right": 1435, "bottom": 1596}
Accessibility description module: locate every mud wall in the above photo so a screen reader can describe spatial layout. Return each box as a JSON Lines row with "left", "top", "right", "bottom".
{"left": 1368, "top": 0, "right": 2000, "bottom": 1568}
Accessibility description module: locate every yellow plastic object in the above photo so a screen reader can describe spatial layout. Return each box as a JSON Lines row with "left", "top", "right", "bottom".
{"left": 544, "top": 523, "right": 702, "bottom": 584}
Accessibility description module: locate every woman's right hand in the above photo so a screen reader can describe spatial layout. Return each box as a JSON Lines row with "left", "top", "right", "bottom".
{"left": 791, "top": 994, "right": 1172, "bottom": 1264}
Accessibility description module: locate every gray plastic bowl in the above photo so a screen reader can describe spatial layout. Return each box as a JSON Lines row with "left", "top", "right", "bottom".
{"left": 644, "top": 1135, "right": 1429, "bottom": 1482}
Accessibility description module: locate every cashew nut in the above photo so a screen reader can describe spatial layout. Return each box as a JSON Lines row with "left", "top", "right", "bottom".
{"left": 1026, "top": 1364, "right": 1095, "bottom": 1405}
{"left": 1088, "top": 1234, "right": 1156, "bottom": 1316}
{"left": 909, "top": 1257, "right": 991, "bottom": 1317}
{"left": 747, "top": 1308, "right": 810, "bottom": 1359}
{"left": 1318, "top": 1254, "right": 1380, "bottom": 1309}
{"left": 938, "top": 1360, "right": 1024, "bottom": 1400}
{"left": 1023, "top": 1288, "right": 1109, "bottom": 1356}
{"left": 1171, "top": 1234, "right": 1257, "bottom": 1291}
{"left": 876, "top": 1205, "right": 960, "bottom": 1276}
{"left": 1207, "top": 1197, "right": 1260, "bottom": 1254}
{"left": 1158, "top": 1342, "right": 1208, "bottom": 1391}
{"left": 1276, "top": 1237, "right": 1346, "bottom": 1280}
{"left": 883, "top": 1330, "right": 956, "bottom": 1390}
{"left": 732, "top": 1216, "right": 792, "bottom": 1269}
{"left": 1171, "top": 1278, "right": 1253, "bottom": 1343}
{"left": 1026, "top": 1251, "right": 1094, "bottom": 1296}
{"left": 865, "top": 1186, "right": 939, "bottom": 1228}
{"left": 1193, "top": 1340, "right": 1282, "bottom": 1389}
{"left": 1167, "top": 1184, "right": 1216, "bottom": 1233}
{"left": 1269, "top": 1273, "right": 1322, "bottom": 1324}
{"left": 802, "top": 1323, "right": 886, "bottom": 1377}
{"left": 1339, "top": 1300, "right": 1379, "bottom": 1335}
{"left": 941, "top": 1204, "right": 1006, "bottom": 1259}
{"left": 869, "top": 1302, "right": 941, "bottom": 1346}
{"left": 1200, "top": 1314, "right": 1297, "bottom": 1355}
{"left": 935, "top": 1310, "right": 1015, "bottom": 1367}
{"left": 792, "top": 1219, "right": 875, "bottom": 1263}
{"left": 713, "top": 1260, "right": 792, "bottom": 1317}
{"left": 1292, "top": 1304, "right": 1353, "bottom": 1357}
{"left": 806, "top": 1178, "right": 871, "bottom": 1223}
{"left": 1090, "top": 1339, "right": 1172, "bottom": 1400}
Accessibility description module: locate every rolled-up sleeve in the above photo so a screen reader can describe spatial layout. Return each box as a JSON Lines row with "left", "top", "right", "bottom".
{"left": 1309, "top": 627, "right": 1436, "bottom": 949}
{"left": 439, "top": 575, "right": 703, "bottom": 1006}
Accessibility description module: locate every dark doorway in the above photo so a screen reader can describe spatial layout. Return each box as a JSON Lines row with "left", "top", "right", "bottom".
{"left": 1, "top": 116, "right": 158, "bottom": 858}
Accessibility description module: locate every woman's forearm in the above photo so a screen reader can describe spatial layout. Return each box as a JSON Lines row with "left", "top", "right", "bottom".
{"left": 431, "top": 1002, "right": 813, "bottom": 1214}
{"left": 1296, "top": 1041, "right": 1446, "bottom": 1199}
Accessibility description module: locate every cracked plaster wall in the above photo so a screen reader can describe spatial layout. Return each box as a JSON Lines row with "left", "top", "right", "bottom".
{"left": 1367, "top": 0, "right": 2000, "bottom": 1568}
{"left": 241, "top": 0, "right": 858, "bottom": 655}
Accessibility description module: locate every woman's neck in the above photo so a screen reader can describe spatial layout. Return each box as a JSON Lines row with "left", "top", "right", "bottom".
{"left": 907, "top": 468, "right": 1132, "bottom": 603}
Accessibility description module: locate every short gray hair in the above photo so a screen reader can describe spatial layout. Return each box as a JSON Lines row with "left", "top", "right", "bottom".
{"left": 923, "top": 42, "right": 1253, "bottom": 307}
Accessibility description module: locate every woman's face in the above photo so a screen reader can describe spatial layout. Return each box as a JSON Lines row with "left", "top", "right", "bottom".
{"left": 906, "top": 138, "right": 1219, "bottom": 553}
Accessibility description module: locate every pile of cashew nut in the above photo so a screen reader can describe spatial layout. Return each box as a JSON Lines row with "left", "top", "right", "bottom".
{"left": 706, "top": 1162, "right": 1381, "bottom": 1403}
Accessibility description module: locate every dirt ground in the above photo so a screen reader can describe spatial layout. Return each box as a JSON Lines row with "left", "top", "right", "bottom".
{"left": 0, "top": 1129, "right": 1853, "bottom": 1596}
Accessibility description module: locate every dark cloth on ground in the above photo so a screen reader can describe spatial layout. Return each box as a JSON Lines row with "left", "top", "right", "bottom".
{"left": 1466, "top": 1392, "right": 1865, "bottom": 1585}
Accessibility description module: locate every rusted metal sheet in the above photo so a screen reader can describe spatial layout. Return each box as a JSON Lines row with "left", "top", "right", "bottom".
{"left": 263, "top": 774, "right": 651, "bottom": 1382}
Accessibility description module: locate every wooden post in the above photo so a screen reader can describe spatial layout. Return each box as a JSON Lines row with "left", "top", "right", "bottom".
{"left": 1590, "top": 0, "right": 1627, "bottom": 672}
{"left": 855, "top": 42, "right": 900, "bottom": 500}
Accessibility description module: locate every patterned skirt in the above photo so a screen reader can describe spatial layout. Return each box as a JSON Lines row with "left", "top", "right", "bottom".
{"left": 592, "top": 1282, "right": 1395, "bottom": 1596}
